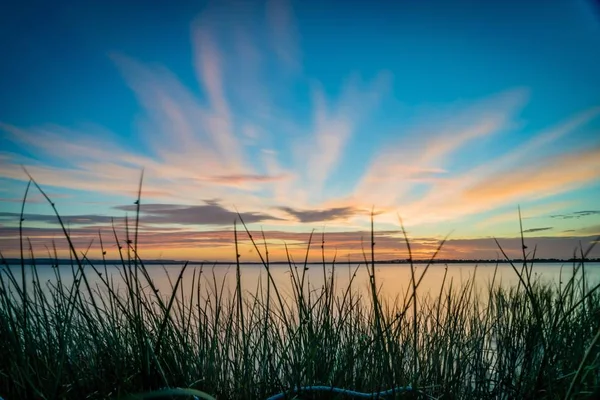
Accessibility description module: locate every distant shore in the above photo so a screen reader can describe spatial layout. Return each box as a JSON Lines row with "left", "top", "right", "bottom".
{"left": 2, "top": 257, "right": 599, "bottom": 266}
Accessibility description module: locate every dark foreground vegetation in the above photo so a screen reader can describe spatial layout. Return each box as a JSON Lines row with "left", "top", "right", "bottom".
{"left": 1, "top": 178, "right": 599, "bottom": 399}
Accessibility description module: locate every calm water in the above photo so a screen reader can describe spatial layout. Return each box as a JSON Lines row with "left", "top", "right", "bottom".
{"left": 4, "top": 262, "right": 600, "bottom": 303}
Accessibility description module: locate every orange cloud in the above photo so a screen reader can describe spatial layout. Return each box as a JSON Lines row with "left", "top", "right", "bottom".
{"left": 462, "top": 146, "right": 600, "bottom": 206}
{"left": 353, "top": 106, "right": 600, "bottom": 229}
{"left": 352, "top": 89, "right": 528, "bottom": 209}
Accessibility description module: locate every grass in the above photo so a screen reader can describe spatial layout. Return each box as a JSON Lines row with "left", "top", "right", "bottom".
{"left": 0, "top": 176, "right": 599, "bottom": 399}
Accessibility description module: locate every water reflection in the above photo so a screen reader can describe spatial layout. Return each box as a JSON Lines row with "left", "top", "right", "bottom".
{"left": 7, "top": 262, "right": 600, "bottom": 304}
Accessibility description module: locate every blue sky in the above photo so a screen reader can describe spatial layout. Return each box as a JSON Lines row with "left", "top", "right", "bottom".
{"left": 1, "top": 0, "right": 600, "bottom": 261}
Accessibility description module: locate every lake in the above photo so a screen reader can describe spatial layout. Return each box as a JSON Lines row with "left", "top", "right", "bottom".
{"left": 5, "top": 262, "right": 600, "bottom": 304}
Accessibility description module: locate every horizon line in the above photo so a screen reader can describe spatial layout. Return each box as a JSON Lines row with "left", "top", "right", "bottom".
{"left": 3, "top": 257, "right": 599, "bottom": 266}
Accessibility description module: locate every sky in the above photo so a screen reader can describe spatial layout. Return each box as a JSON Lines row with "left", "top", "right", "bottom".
{"left": 1, "top": 0, "right": 600, "bottom": 262}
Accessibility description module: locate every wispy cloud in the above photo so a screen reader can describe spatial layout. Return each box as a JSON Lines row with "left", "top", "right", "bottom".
{"left": 204, "top": 173, "right": 289, "bottom": 186}
{"left": 300, "top": 73, "right": 392, "bottom": 198}
{"left": 523, "top": 227, "right": 553, "bottom": 233}
{"left": 278, "top": 206, "right": 364, "bottom": 223}
{"left": 115, "top": 201, "right": 284, "bottom": 226}
{"left": 2, "top": 89, "right": 598, "bottom": 232}
{"left": 474, "top": 201, "right": 578, "bottom": 229}
{"left": 0, "top": 1, "right": 392, "bottom": 215}
{"left": 0, "top": 212, "right": 115, "bottom": 226}
{"left": 360, "top": 107, "right": 600, "bottom": 228}
{"left": 461, "top": 147, "right": 600, "bottom": 206}
{"left": 352, "top": 89, "right": 529, "bottom": 210}
{"left": 550, "top": 210, "right": 600, "bottom": 220}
